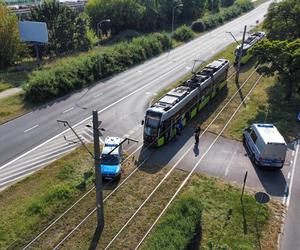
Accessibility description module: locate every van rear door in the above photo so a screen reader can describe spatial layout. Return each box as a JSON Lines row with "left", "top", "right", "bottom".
{"left": 261, "top": 143, "right": 286, "bottom": 166}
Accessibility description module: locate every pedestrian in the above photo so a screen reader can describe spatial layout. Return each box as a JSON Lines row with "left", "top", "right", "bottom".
{"left": 194, "top": 125, "right": 201, "bottom": 144}
{"left": 176, "top": 118, "right": 183, "bottom": 135}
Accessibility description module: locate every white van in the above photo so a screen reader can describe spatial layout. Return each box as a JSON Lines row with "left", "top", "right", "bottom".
{"left": 243, "top": 124, "right": 287, "bottom": 168}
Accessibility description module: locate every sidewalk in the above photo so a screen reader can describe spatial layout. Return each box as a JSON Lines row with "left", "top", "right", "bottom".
{"left": 0, "top": 87, "right": 22, "bottom": 100}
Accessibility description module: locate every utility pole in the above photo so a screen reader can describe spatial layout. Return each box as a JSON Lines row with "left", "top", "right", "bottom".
{"left": 92, "top": 110, "right": 105, "bottom": 232}
{"left": 235, "top": 25, "right": 247, "bottom": 84}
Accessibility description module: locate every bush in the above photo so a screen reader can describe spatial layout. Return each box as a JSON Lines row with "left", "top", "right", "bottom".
{"left": 24, "top": 33, "right": 172, "bottom": 102}
{"left": 193, "top": 0, "right": 253, "bottom": 32}
{"left": 191, "top": 20, "right": 206, "bottom": 32}
{"left": 172, "top": 25, "right": 195, "bottom": 42}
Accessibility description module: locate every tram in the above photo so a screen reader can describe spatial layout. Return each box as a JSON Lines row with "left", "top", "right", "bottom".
{"left": 142, "top": 58, "right": 229, "bottom": 147}
{"left": 234, "top": 31, "right": 265, "bottom": 65}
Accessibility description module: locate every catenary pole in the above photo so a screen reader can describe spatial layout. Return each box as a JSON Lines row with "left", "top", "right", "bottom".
{"left": 235, "top": 25, "right": 247, "bottom": 84}
{"left": 92, "top": 110, "right": 105, "bottom": 231}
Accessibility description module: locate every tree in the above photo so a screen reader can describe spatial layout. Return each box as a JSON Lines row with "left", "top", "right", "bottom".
{"left": 252, "top": 39, "right": 300, "bottom": 101}
{"left": 179, "top": 0, "right": 206, "bottom": 22}
{"left": 206, "top": 0, "right": 220, "bottom": 13}
{"left": 263, "top": 0, "right": 300, "bottom": 41}
{"left": 0, "top": 1, "right": 23, "bottom": 69}
{"left": 30, "top": 0, "right": 92, "bottom": 56}
{"left": 85, "top": 0, "right": 145, "bottom": 35}
{"left": 221, "top": 0, "right": 234, "bottom": 7}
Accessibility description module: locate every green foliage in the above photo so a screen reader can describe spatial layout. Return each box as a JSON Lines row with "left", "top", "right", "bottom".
{"left": 191, "top": 19, "right": 206, "bottom": 32}
{"left": 24, "top": 33, "right": 171, "bottom": 102}
{"left": 26, "top": 201, "right": 45, "bottom": 216}
{"left": 252, "top": 39, "right": 300, "bottom": 100}
{"left": 192, "top": 0, "right": 252, "bottom": 32}
{"left": 46, "top": 185, "right": 72, "bottom": 202}
{"left": 0, "top": 3, "right": 24, "bottom": 69}
{"left": 207, "top": 0, "right": 220, "bottom": 13}
{"left": 30, "top": 0, "right": 92, "bottom": 56}
{"left": 57, "top": 164, "right": 75, "bottom": 180}
{"left": 172, "top": 25, "right": 195, "bottom": 42}
{"left": 221, "top": 0, "right": 234, "bottom": 7}
{"left": 142, "top": 194, "right": 202, "bottom": 249}
{"left": 85, "top": 0, "right": 145, "bottom": 34}
{"left": 263, "top": 0, "right": 300, "bottom": 41}
{"left": 179, "top": 0, "right": 206, "bottom": 22}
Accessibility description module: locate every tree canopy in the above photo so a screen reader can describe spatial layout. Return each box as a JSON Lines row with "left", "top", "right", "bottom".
{"left": 30, "top": 0, "right": 92, "bottom": 56}
{"left": 263, "top": 0, "right": 300, "bottom": 41}
{"left": 252, "top": 39, "right": 300, "bottom": 100}
{"left": 0, "top": 1, "right": 23, "bottom": 69}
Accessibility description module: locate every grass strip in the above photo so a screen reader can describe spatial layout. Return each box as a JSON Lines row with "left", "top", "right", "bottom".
{"left": 141, "top": 174, "right": 282, "bottom": 250}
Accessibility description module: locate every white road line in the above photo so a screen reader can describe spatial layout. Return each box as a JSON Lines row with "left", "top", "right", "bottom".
{"left": 287, "top": 171, "right": 291, "bottom": 179}
{"left": 0, "top": 61, "right": 185, "bottom": 171}
{"left": 224, "top": 150, "right": 236, "bottom": 176}
{"left": 23, "top": 124, "right": 39, "bottom": 133}
{"left": 286, "top": 140, "right": 299, "bottom": 207}
{"left": 0, "top": 159, "right": 57, "bottom": 188}
{"left": 292, "top": 150, "right": 295, "bottom": 157}
{"left": 93, "top": 93, "right": 103, "bottom": 98}
{"left": 284, "top": 184, "right": 288, "bottom": 194}
{"left": 62, "top": 107, "right": 74, "bottom": 114}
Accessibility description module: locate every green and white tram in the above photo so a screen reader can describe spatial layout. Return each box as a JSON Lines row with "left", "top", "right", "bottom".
{"left": 142, "top": 58, "right": 229, "bottom": 147}
{"left": 234, "top": 31, "right": 265, "bottom": 65}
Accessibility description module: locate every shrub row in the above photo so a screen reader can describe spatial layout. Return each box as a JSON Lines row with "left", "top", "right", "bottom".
{"left": 192, "top": 0, "right": 254, "bottom": 32}
{"left": 24, "top": 33, "right": 171, "bottom": 102}
{"left": 141, "top": 194, "right": 202, "bottom": 249}
{"left": 172, "top": 25, "right": 195, "bottom": 42}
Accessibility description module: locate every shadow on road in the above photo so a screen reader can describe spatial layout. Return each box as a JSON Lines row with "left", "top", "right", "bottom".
{"left": 243, "top": 140, "right": 287, "bottom": 197}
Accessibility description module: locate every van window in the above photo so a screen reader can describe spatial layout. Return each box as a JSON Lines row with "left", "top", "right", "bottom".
{"left": 250, "top": 131, "right": 258, "bottom": 143}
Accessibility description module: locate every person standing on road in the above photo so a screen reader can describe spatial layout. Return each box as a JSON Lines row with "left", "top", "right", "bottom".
{"left": 194, "top": 125, "right": 201, "bottom": 144}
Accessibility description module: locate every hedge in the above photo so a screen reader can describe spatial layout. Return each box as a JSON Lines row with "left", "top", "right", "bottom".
{"left": 172, "top": 25, "right": 195, "bottom": 42}
{"left": 192, "top": 0, "right": 253, "bottom": 32}
{"left": 23, "top": 33, "right": 171, "bottom": 102}
{"left": 141, "top": 194, "right": 202, "bottom": 249}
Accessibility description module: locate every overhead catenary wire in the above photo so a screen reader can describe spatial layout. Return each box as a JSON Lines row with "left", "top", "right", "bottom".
{"left": 103, "top": 67, "right": 258, "bottom": 249}
{"left": 24, "top": 64, "right": 237, "bottom": 249}
{"left": 53, "top": 66, "right": 258, "bottom": 249}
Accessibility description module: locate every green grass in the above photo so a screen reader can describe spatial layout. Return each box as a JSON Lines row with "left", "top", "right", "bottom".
{"left": 0, "top": 146, "right": 95, "bottom": 249}
{"left": 0, "top": 93, "right": 34, "bottom": 124}
{"left": 142, "top": 174, "right": 281, "bottom": 250}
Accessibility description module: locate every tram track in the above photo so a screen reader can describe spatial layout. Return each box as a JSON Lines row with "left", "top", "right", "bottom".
{"left": 48, "top": 65, "right": 261, "bottom": 249}
{"left": 20, "top": 64, "right": 238, "bottom": 250}
{"left": 101, "top": 67, "right": 260, "bottom": 249}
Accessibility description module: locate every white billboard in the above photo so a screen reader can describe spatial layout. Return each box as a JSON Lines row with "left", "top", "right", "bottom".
{"left": 19, "top": 21, "right": 48, "bottom": 43}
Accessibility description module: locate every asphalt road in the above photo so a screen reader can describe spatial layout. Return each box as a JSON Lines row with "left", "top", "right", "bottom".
{"left": 0, "top": 1, "right": 272, "bottom": 167}
{"left": 3, "top": 1, "right": 300, "bottom": 247}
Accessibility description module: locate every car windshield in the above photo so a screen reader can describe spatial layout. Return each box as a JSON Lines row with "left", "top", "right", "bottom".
{"left": 101, "top": 154, "right": 119, "bottom": 165}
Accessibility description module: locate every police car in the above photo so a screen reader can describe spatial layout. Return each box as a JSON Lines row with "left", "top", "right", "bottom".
{"left": 243, "top": 124, "right": 287, "bottom": 168}
{"left": 100, "top": 137, "right": 123, "bottom": 179}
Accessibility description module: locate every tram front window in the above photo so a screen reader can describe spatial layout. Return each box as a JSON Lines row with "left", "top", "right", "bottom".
{"left": 144, "top": 112, "right": 161, "bottom": 137}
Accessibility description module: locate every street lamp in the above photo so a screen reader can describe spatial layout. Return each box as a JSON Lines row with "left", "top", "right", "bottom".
{"left": 97, "top": 19, "right": 111, "bottom": 47}
{"left": 171, "top": 3, "right": 183, "bottom": 35}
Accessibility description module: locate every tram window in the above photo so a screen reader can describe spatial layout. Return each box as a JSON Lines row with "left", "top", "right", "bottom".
{"left": 145, "top": 112, "right": 161, "bottom": 128}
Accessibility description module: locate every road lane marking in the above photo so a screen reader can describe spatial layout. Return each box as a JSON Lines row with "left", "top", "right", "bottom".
{"left": 24, "top": 124, "right": 39, "bottom": 133}
{"left": 286, "top": 140, "right": 299, "bottom": 207}
{"left": 0, "top": 62, "right": 186, "bottom": 171}
{"left": 224, "top": 149, "right": 236, "bottom": 176}
{"left": 93, "top": 93, "right": 103, "bottom": 98}
{"left": 62, "top": 107, "right": 74, "bottom": 114}
{"left": 292, "top": 150, "right": 295, "bottom": 157}
{"left": 287, "top": 171, "right": 291, "bottom": 179}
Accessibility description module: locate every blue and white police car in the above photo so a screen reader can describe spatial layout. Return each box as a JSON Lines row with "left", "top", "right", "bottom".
{"left": 100, "top": 137, "right": 123, "bottom": 179}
